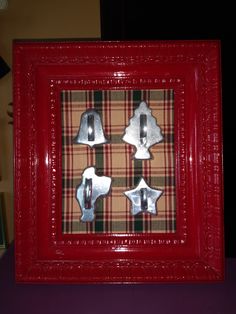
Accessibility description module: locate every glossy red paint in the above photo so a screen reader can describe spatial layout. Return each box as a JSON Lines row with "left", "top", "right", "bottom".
{"left": 14, "top": 41, "right": 224, "bottom": 283}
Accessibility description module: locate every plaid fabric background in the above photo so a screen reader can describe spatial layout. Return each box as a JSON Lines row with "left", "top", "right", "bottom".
{"left": 61, "top": 90, "right": 175, "bottom": 234}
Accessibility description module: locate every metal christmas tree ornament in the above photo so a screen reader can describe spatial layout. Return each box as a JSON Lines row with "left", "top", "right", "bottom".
{"left": 122, "top": 101, "right": 163, "bottom": 159}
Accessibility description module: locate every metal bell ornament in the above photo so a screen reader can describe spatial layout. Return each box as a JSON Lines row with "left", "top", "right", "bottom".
{"left": 122, "top": 101, "right": 163, "bottom": 159}
{"left": 74, "top": 109, "right": 108, "bottom": 148}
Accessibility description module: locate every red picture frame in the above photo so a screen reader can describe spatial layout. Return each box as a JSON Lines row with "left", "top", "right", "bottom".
{"left": 14, "top": 40, "right": 224, "bottom": 283}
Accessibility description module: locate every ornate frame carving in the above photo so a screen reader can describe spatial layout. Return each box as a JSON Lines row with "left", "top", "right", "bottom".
{"left": 14, "top": 41, "right": 223, "bottom": 282}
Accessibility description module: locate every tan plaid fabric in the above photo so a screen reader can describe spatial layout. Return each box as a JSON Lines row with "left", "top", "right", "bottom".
{"left": 61, "top": 90, "right": 175, "bottom": 233}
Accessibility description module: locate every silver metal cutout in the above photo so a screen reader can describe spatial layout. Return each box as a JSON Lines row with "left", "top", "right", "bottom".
{"left": 124, "top": 178, "right": 163, "bottom": 216}
{"left": 75, "top": 167, "right": 112, "bottom": 222}
{"left": 140, "top": 114, "right": 147, "bottom": 145}
{"left": 87, "top": 115, "right": 95, "bottom": 141}
{"left": 140, "top": 188, "right": 148, "bottom": 211}
{"left": 84, "top": 178, "right": 92, "bottom": 209}
{"left": 74, "top": 109, "right": 108, "bottom": 148}
{"left": 122, "top": 101, "right": 164, "bottom": 159}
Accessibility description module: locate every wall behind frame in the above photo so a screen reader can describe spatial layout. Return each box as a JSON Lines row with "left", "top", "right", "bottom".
{"left": 0, "top": 0, "right": 101, "bottom": 245}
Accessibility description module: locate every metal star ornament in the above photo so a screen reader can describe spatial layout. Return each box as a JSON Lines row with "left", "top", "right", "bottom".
{"left": 124, "top": 178, "right": 163, "bottom": 216}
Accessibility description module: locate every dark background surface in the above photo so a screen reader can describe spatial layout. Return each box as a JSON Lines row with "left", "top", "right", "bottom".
{"left": 100, "top": 0, "right": 236, "bottom": 257}
{"left": 1, "top": 244, "right": 236, "bottom": 314}
{"left": 0, "top": 56, "right": 10, "bottom": 79}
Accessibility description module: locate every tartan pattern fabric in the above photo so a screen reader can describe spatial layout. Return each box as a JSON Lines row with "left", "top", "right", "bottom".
{"left": 61, "top": 90, "right": 176, "bottom": 234}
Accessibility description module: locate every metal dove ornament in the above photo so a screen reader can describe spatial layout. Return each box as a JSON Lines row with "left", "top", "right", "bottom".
{"left": 122, "top": 101, "right": 163, "bottom": 159}
{"left": 76, "top": 167, "right": 112, "bottom": 222}
{"left": 74, "top": 109, "right": 108, "bottom": 148}
{"left": 124, "top": 178, "right": 163, "bottom": 216}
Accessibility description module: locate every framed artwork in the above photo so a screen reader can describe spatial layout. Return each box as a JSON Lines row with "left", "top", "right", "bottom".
{"left": 14, "top": 40, "right": 224, "bottom": 283}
